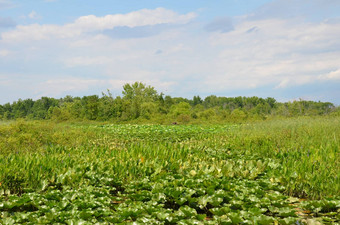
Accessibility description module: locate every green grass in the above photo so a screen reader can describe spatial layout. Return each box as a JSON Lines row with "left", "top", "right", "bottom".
{"left": 0, "top": 117, "right": 339, "bottom": 224}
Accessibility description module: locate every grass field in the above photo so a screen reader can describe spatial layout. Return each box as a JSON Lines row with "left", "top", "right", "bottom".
{"left": 0, "top": 117, "right": 339, "bottom": 224}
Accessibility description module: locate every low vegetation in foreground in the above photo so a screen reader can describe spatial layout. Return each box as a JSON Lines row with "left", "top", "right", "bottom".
{"left": 0, "top": 116, "right": 339, "bottom": 224}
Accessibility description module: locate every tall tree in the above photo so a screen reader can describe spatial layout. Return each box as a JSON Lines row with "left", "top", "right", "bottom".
{"left": 192, "top": 95, "right": 203, "bottom": 106}
{"left": 31, "top": 97, "right": 59, "bottom": 119}
{"left": 81, "top": 95, "right": 99, "bottom": 120}
{"left": 122, "top": 82, "right": 158, "bottom": 119}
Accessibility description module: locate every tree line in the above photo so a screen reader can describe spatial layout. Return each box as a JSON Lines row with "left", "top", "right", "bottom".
{"left": 0, "top": 82, "right": 338, "bottom": 123}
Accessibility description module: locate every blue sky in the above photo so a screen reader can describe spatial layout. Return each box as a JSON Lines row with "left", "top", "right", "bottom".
{"left": 1, "top": 0, "right": 340, "bottom": 104}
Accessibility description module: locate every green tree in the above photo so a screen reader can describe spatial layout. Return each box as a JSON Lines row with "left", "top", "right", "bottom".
{"left": 170, "top": 102, "right": 191, "bottom": 118}
{"left": 164, "top": 95, "right": 174, "bottom": 110}
{"left": 140, "top": 102, "right": 158, "bottom": 119}
{"left": 199, "top": 108, "right": 216, "bottom": 120}
{"left": 265, "top": 97, "right": 276, "bottom": 108}
{"left": 192, "top": 95, "right": 203, "bottom": 106}
{"left": 254, "top": 102, "right": 271, "bottom": 115}
{"left": 122, "top": 82, "right": 157, "bottom": 101}
{"left": 31, "top": 97, "right": 59, "bottom": 119}
{"left": 230, "top": 108, "right": 247, "bottom": 122}
{"left": 204, "top": 95, "right": 219, "bottom": 108}
{"left": 98, "top": 90, "right": 115, "bottom": 120}
{"left": 0, "top": 104, "right": 4, "bottom": 119}
{"left": 122, "top": 82, "right": 158, "bottom": 119}
{"left": 81, "top": 95, "right": 99, "bottom": 120}
{"left": 2, "top": 103, "right": 13, "bottom": 119}
{"left": 12, "top": 99, "right": 34, "bottom": 119}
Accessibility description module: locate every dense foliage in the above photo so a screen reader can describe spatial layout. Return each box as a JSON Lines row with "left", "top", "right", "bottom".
{"left": 0, "top": 117, "right": 339, "bottom": 224}
{"left": 0, "top": 82, "right": 338, "bottom": 123}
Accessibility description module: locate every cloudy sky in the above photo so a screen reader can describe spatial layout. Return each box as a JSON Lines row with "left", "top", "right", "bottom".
{"left": 1, "top": 0, "right": 340, "bottom": 104}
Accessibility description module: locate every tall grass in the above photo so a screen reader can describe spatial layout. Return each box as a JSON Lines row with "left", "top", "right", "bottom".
{"left": 219, "top": 117, "right": 340, "bottom": 198}
{"left": 0, "top": 116, "right": 339, "bottom": 199}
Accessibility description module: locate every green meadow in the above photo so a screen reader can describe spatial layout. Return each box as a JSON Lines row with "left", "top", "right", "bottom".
{"left": 0, "top": 117, "right": 339, "bottom": 224}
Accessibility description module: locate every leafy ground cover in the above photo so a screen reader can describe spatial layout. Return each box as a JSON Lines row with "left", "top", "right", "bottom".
{"left": 0, "top": 117, "right": 339, "bottom": 224}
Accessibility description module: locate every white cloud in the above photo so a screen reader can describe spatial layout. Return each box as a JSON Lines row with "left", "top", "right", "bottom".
{"left": 0, "top": 49, "right": 10, "bottom": 57}
{"left": 275, "top": 76, "right": 314, "bottom": 89}
{"left": 28, "top": 10, "right": 39, "bottom": 19}
{"left": 1, "top": 8, "right": 196, "bottom": 41}
{"left": 34, "top": 78, "right": 175, "bottom": 99}
{"left": 1, "top": 4, "right": 340, "bottom": 104}
{"left": 39, "top": 78, "right": 106, "bottom": 96}
{"left": 74, "top": 8, "right": 195, "bottom": 31}
{"left": 203, "top": 18, "right": 340, "bottom": 90}
{"left": 57, "top": 15, "right": 339, "bottom": 94}
{"left": 0, "top": 0, "right": 14, "bottom": 9}
{"left": 2, "top": 16, "right": 339, "bottom": 95}
{"left": 318, "top": 69, "right": 340, "bottom": 80}
{"left": 63, "top": 56, "right": 114, "bottom": 67}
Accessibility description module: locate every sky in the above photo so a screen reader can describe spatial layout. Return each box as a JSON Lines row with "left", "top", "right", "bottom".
{"left": 1, "top": 0, "right": 340, "bottom": 105}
